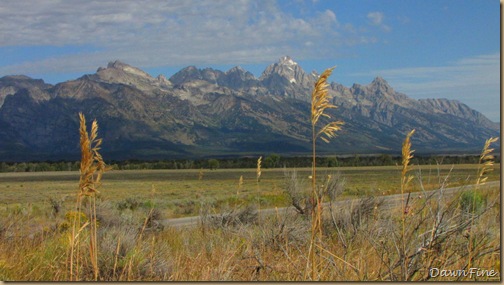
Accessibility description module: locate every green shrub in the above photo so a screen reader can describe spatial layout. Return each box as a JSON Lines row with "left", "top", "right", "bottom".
{"left": 117, "top": 197, "right": 141, "bottom": 211}
{"left": 460, "top": 190, "right": 486, "bottom": 214}
{"left": 207, "top": 159, "right": 220, "bottom": 170}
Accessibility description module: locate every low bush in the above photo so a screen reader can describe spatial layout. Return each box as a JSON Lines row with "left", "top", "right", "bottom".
{"left": 460, "top": 190, "right": 486, "bottom": 215}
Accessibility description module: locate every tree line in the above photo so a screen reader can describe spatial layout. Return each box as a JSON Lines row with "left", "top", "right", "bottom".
{"left": 0, "top": 153, "right": 498, "bottom": 172}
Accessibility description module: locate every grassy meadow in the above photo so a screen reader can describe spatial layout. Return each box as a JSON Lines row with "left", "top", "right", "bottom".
{"left": 0, "top": 163, "right": 500, "bottom": 281}
{"left": 0, "top": 164, "right": 499, "bottom": 218}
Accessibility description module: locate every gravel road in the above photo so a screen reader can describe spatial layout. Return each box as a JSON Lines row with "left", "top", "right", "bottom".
{"left": 161, "top": 181, "right": 500, "bottom": 228}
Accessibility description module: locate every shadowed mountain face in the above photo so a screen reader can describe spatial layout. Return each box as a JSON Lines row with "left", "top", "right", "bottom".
{"left": 0, "top": 57, "right": 499, "bottom": 161}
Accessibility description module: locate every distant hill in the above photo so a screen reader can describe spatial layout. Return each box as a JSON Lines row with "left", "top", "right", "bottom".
{"left": 0, "top": 56, "right": 499, "bottom": 161}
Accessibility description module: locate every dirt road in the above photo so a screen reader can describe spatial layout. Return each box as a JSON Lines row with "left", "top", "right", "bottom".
{"left": 161, "top": 181, "right": 500, "bottom": 228}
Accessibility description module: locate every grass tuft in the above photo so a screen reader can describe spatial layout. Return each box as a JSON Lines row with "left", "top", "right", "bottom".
{"left": 307, "top": 67, "right": 344, "bottom": 280}
{"left": 475, "top": 137, "right": 498, "bottom": 186}
{"left": 468, "top": 136, "right": 498, "bottom": 269}
{"left": 256, "top": 157, "right": 262, "bottom": 183}
{"left": 400, "top": 129, "right": 415, "bottom": 280}
{"left": 68, "top": 113, "right": 108, "bottom": 281}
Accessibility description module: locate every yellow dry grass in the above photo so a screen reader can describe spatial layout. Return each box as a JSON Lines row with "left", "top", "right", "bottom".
{"left": 68, "top": 113, "right": 108, "bottom": 281}
{"left": 307, "top": 67, "right": 344, "bottom": 280}
{"left": 256, "top": 156, "right": 262, "bottom": 183}
{"left": 476, "top": 137, "right": 499, "bottom": 186}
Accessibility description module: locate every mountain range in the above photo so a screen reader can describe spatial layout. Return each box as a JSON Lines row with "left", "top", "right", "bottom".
{"left": 0, "top": 56, "right": 499, "bottom": 161}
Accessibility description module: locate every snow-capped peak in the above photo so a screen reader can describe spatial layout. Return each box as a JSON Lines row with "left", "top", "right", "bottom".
{"left": 279, "top": 56, "right": 297, "bottom": 66}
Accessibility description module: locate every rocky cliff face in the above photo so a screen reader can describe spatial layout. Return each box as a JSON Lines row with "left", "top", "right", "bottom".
{"left": 418, "top": 98, "right": 497, "bottom": 129}
{"left": 0, "top": 75, "right": 52, "bottom": 107}
{"left": 0, "top": 57, "right": 499, "bottom": 161}
{"left": 93, "top": 60, "right": 172, "bottom": 92}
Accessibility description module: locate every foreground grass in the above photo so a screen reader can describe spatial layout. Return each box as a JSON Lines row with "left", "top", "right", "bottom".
{"left": 0, "top": 165, "right": 500, "bottom": 280}
{"left": 0, "top": 183, "right": 499, "bottom": 281}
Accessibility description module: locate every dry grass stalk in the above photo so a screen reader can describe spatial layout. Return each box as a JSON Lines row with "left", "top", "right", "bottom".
{"left": 475, "top": 137, "right": 498, "bottom": 187}
{"left": 78, "top": 113, "right": 106, "bottom": 197}
{"left": 237, "top": 175, "right": 244, "bottom": 196}
{"left": 468, "top": 136, "right": 498, "bottom": 269}
{"left": 310, "top": 67, "right": 344, "bottom": 145}
{"left": 256, "top": 157, "right": 262, "bottom": 183}
{"left": 284, "top": 169, "right": 308, "bottom": 215}
{"left": 400, "top": 129, "right": 415, "bottom": 280}
{"left": 69, "top": 113, "right": 108, "bottom": 281}
{"left": 112, "top": 237, "right": 121, "bottom": 279}
{"left": 307, "top": 67, "right": 344, "bottom": 280}
{"left": 401, "top": 129, "right": 415, "bottom": 214}
{"left": 198, "top": 168, "right": 204, "bottom": 180}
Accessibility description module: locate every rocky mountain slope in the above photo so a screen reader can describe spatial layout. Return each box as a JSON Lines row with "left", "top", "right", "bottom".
{"left": 0, "top": 57, "right": 499, "bottom": 161}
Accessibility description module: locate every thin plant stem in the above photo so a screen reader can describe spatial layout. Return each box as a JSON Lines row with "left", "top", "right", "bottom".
{"left": 306, "top": 66, "right": 343, "bottom": 280}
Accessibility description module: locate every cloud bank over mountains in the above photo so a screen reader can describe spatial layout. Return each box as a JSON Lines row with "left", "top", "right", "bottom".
{"left": 0, "top": 0, "right": 375, "bottom": 73}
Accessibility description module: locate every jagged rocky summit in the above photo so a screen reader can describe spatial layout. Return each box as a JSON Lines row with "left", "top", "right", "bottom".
{"left": 0, "top": 57, "right": 499, "bottom": 161}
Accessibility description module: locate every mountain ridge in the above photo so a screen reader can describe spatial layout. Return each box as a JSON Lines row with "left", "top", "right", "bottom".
{"left": 0, "top": 57, "right": 499, "bottom": 161}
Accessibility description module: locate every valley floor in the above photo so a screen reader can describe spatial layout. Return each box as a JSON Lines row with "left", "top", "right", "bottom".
{"left": 0, "top": 165, "right": 500, "bottom": 281}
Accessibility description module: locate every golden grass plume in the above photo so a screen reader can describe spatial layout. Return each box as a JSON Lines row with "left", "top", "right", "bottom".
{"left": 256, "top": 156, "right": 262, "bottom": 183}
{"left": 306, "top": 67, "right": 344, "bottom": 280}
{"left": 78, "top": 112, "right": 107, "bottom": 197}
{"left": 476, "top": 136, "right": 499, "bottom": 186}
{"left": 69, "top": 113, "right": 108, "bottom": 281}
{"left": 401, "top": 129, "right": 415, "bottom": 188}
{"left": 310, "top": 67, "right": 344, "bottom": 142}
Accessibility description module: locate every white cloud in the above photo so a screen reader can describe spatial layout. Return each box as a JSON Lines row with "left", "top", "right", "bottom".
{"left": 367, "top": 11, "right": 391, "bottom": 32}
{"left": 367, "top": 12, "right": 384, "bottom": 26}
{"left": 322, "top": 9, "right": 337, "bottom": 23}
{"left": 372, "top": 53, "right": 499, "bottom": 92}
{"left": 0, "top": 0, "right": 381, "bottom": 75}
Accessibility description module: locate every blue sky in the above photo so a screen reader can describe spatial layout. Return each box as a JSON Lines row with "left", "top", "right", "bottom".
{"left": 0, "top": 0, "right": 500, "bottom": 121}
